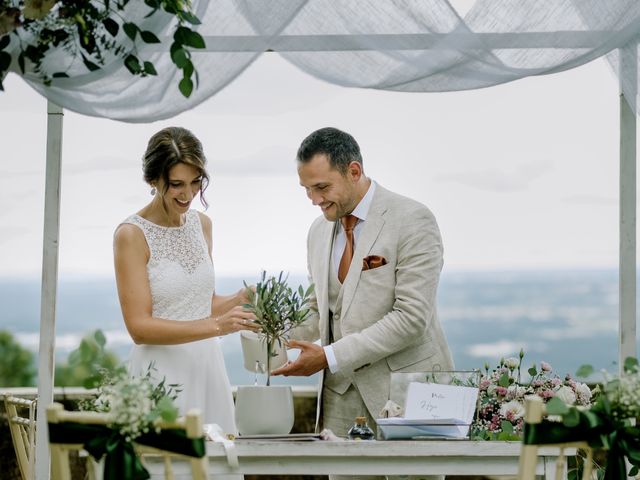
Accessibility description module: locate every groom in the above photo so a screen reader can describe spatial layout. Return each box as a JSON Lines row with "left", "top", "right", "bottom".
{"left": 273, "top": 127, "right": 453, "bottom": 471}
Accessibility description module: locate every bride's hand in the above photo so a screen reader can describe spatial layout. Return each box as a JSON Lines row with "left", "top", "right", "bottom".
{"left": 212, "top": 306, "right": 260, "bottom": 336}
{"left": 236, "top": 285, "right": 256, "bottom": 306}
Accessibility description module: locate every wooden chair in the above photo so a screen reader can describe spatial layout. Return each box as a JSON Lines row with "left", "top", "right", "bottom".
{"left": 518, "top": 395, "right": 594, "bottom": 480}
{"left": 47, "top": 402, "right": 208, "bottom": 480}
{"left": 4, "top": 395, "right": 37, "bottom": 480}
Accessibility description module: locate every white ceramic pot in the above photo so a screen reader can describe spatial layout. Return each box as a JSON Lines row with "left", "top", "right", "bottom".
{"left": 235, "top": 385, "right": 294, "bottom": 435}
{"left": 239, "top": 331, "right": 288, "bottom": 373}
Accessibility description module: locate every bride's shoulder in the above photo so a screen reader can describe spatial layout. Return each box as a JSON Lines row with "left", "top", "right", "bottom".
{"left": 113, "top": 222, "right": 145, "bottom": 248}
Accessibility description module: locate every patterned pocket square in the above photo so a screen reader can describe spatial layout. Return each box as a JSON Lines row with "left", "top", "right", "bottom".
{"left": 362, "top": 255, "right": 388, "bottom": 270}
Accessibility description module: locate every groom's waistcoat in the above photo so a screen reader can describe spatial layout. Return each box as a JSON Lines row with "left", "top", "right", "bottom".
{"left": 324, "top": 257, "right": 353, "bottom": 394}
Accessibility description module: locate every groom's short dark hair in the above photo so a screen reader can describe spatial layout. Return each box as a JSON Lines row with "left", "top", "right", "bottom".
{"left": 297, "top": 127, "right": 363, "bottom": 175}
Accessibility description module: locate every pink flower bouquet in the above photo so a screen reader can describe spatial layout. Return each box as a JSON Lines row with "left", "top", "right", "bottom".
{"left": 471, "top": 350, "right": 593, "bottom": 440}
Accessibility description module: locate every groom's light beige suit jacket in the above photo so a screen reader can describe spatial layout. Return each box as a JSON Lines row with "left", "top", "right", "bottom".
{"left": 295, "top": 184, "right": 454, "bottom": 426}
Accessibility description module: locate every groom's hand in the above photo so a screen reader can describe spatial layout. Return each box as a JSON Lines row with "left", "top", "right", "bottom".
{"left": 271, "top": 340, "right": 328, "bottom": 377}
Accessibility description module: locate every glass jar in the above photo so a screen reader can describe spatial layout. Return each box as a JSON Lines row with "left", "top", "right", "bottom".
{"left": 347, "top": 416, "right": 375, "bottom": 440}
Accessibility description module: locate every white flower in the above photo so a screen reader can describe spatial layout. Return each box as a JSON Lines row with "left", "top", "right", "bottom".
{"left": 506, "top": 384, "right": 527, "bottom": 400}
{"left": 487, "top": 384, "right": 498, "bottom": 396}
{"left": 499, "top": 400, "right": 525, "bottom": 420}
{"left": 504, "top": 357, "right": 519, "bottom": 370}
{"left": 554, "top": 385, "right": 577, "bottom": 405}
{"left": 575, "top": 383, "right": 592, "bottom": 404}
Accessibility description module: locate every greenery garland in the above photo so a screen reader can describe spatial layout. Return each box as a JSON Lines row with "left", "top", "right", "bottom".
{"left": 0, "top": 0, "right": 205, "bottom": 97}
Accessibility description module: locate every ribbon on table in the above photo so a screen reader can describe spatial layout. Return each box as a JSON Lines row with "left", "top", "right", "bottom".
{"left": 48, "top": 422, "right": 206, "bottom": 480}
{"left": 522, "top": 410, "right": 640, "bottom": 480}
{"left": 205, "top": 423, "right": 238, "bottom": 468}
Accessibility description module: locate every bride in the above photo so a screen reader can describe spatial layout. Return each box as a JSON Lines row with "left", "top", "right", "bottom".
{"left": 113, "top": 126, "right": 259, "bottom": 435}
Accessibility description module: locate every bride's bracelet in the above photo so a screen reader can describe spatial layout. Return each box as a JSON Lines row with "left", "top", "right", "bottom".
{"left": 212, "top": 316, "right": 222, "bottom": 336}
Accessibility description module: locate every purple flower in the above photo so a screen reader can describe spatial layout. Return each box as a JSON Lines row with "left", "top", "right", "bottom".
{"left": 540, "top": 361, "right": 552, "bottom": 372}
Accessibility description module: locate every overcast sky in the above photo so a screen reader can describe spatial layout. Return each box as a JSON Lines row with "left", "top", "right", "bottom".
{"left": 0, "top": 53, "right": 623, "bottom": 280}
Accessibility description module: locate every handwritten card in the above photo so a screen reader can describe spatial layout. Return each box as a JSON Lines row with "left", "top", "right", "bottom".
{"left": 403, "top": 382, "right": 479, "bottom": 424}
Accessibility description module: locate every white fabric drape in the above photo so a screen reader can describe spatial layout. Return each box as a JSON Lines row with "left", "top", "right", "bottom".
{"left": 5, "top": 0, "right": 640, "bottom": 122}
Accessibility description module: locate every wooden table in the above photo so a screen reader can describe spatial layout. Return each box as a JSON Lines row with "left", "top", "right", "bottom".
{"left": 147, "top": 439, "right": 566, "bottom": 478}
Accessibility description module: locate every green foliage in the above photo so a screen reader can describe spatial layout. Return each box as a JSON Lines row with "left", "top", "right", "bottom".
{"left": 546, "top": 396, "right": 570, "bottom": 415}
{"left": 55, "top": 329, "right": 121, "bottom": 387}
{"left": 0, "top": 0, "right": 204, "bottom": 96}
{"left": 244, "top": 271, "right": 314, "bottom": 385}
{"left": 575, "top": 363, "right": 595, "bottom": 378}
{"left": 81, "top": 363, "right": 180, "bottom": 440}
{"left": 0, "top": 329, "right": 36, "bottom": 387}
{"left": 624, "top": 356, "right": 639, "bottom": 373}
{"left": 550, "top": 357, "right": 640, "bottom": 478}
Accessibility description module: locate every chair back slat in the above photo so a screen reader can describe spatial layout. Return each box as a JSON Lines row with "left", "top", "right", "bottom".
{"left": 4, "top": 395, "right": 37, "bottom": 480}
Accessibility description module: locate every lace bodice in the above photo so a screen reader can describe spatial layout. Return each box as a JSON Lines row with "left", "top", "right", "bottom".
{"left": 121, "top": 210, "right": 215, "bottom": 321}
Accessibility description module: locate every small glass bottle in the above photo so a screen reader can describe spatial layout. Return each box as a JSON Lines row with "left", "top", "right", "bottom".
{"left": 347, "top": 416, "right": 375, "bottom": 440}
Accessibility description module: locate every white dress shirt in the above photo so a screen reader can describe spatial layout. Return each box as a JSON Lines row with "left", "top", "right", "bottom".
{"left": 324, "top": 181, "right": 377, "bottom": 373}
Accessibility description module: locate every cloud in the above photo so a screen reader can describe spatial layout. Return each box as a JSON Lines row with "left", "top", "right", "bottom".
{"left": 193, "top": 55, "right": 342, "bottom": 117}
{"left": 0, "top": 226, "right": 31, "bottom": 244}
{"left": 561, "top": 194, "right": 616, "bottom": 206}
{"left": 63, "top": 148, "right": 299, "bottom": 177}
{"left": 468, "top": 340, "right": 524, "bottom": 358}
{"left": 65, "top": 155, "right": 139, "bottom": 174}
{"left": 435, "top": 160, "right": 553, "bottom": 192}
{"left": 2, "top": 169, "right": 41, "bottom": 176}
{"left": 213, "top": 145, "right": 298, "bottom": 176}
{"left": 468, "top": 339, "right": 550, "bottom": 358}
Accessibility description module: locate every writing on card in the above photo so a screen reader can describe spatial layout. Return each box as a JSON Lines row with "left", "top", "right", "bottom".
{"left": 403, "top": 382, "right": 478, "bottom": 423}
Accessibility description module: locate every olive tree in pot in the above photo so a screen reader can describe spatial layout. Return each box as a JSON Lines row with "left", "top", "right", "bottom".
{"left": 235, "top": 271, "right": 314, "bottom": 435}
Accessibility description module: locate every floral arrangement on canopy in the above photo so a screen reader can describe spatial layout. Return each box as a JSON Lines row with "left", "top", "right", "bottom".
{"left": 471, "top": 349, "right": 593, "bottom": 441}
{"left": 0, "top": 0, "right": 205, "bottom": 96}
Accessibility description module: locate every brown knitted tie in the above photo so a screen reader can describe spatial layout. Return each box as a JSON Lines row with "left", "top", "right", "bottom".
{"left": 338, "top": 215, "right": 358, "bottom": 283}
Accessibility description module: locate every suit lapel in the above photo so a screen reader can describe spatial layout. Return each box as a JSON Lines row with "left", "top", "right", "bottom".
{"left": 340, "top": 187, "right": 388, "bottom": 317}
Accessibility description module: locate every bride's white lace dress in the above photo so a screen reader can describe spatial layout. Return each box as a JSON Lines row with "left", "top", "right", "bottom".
{"left": 121, "top": 210, "right": 237, "bottom": 435}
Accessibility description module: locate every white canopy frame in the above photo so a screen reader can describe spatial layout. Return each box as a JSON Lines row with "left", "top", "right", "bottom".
{"left": 30, "top": 29, "right": 638, "bottom": 480}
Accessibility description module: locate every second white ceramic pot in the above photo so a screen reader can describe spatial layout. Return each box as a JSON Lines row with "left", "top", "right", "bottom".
{"left": 235, "top": 385, "right": 294, "bottom": 435}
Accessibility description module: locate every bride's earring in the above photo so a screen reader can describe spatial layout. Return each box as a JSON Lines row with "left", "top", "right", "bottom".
{"left": 150, "top": 187, "right": 156, "bottom": 196}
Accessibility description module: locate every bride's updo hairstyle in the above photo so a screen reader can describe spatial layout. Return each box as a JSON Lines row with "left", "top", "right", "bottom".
{"left": 143, "top": 126, "right": 210, "bottom": 208}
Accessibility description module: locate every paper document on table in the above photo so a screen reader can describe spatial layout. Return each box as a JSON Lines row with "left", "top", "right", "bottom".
{"left": 404, "top": 382, "right": 478, "bottom": 423}
{"left": 376, "top": 382, "right": 479, "bottom": 439}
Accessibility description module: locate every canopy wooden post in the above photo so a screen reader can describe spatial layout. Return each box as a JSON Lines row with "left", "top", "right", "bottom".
{"left": 35, "top": 100, "right": 64, "bottom": 480}
{"left": 619, "top": 43, "right": 637, "bottom": 373}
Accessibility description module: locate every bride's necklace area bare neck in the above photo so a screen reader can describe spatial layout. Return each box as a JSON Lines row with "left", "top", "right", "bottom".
{"left": 138, "top": 199, "right": 187, "bottom": 227}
